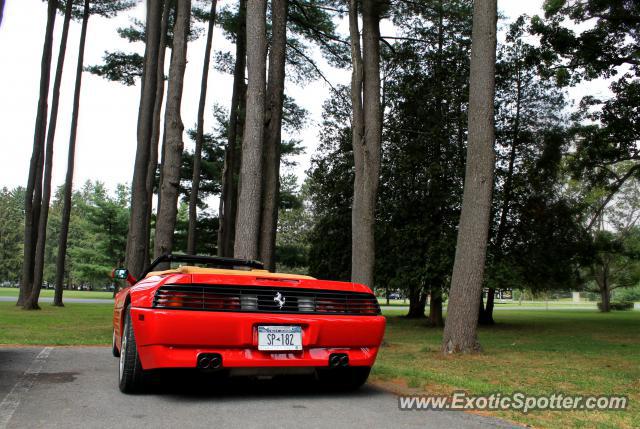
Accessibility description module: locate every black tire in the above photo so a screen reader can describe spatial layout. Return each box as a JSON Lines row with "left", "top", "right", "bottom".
{"left": 118, "top": 305, "right": 145, "bottom": 393}
{"left": 318, "top": 367, "right": 371, "bottom": 391}
{"left": 112, "top": 329, "right": 120, "bottom": 357}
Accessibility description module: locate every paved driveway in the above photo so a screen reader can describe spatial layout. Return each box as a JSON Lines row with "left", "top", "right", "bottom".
{"left": 0, "top": 347, "right": 519, "bottom": 429}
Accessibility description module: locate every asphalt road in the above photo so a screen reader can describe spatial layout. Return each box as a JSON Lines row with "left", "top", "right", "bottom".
{"left": 0, "top": 347, "right": 519, "bottom": 429}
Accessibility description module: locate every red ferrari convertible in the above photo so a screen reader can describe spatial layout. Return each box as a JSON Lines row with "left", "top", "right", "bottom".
{"left": 112, "top": 254, "right": 385, "bottom": 393}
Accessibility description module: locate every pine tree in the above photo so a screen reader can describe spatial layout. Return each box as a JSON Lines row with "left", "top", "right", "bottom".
{"left": 187, "top": 0, "right": 218, "bottom": 255}
{"left": 233, "top": 0, "right": 267, "bottom": 260}
{"left": 442, "top": 0, "right": 497, "bottom": 354}
{"left": 154, "top": 0, "right": 192, "bottom": 259}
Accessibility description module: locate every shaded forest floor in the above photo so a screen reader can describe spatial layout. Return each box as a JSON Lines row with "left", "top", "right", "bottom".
{"left": 373, "top": 309, "right": 640, "bottom": 429}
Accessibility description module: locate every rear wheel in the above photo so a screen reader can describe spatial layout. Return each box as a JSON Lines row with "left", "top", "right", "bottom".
{"left": 318, "top": 367, "right": 371, "bottom": 391}
{"left": 112, "top": 329, "right": 120, "bottom": 357}
{"left": 118, "top": 305, "right": 145, "bottom": 393}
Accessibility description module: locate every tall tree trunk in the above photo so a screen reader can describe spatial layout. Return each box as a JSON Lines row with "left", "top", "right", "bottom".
{"left": 259, "top": 0, "right": 288, "bottom": 271}
{"left": 53, "top": 0, "right": 90, "bottom": 308}
{"left": 406, "top": 289, "right": 427, "bottom": 318}
{"left": 233, "top": 0, "right": 267, "bottom": 260}
{"left": 347, "top": 0, "right": 364, "bottom": 281}
{"left": 600, "top": 285, "right": 610, "bottom": 312}
{"left": 188, "top": 0, "right": 218, "bottom": 255}
{"left": 144, "top": 0, "right": 171, "bottom": 264}
{"left": 428, "top": 287, "right": 444, "bottom": 327}
{"left": 156, "top": 131, "right": 167, "bottom": 230}
{"left": 26, "top": 0, "right": 74, "bottom": 310}
{"left": 350, "top": 0, "right": 382, "bottom": 288}
{"left": 125, "top": 0, "right": 162, "bottom": 278}
{"left": 217, "top": 0, "right": 246, "bottom": 257}
{"left": 0, "top": 0, "right": 5, "bottom": 27}
{"left": 478, "top": 287, "right": 495, "bottom": 325}
{"left": 480, "top": 54, "right": 521, "bottom": 326}
{"left": 226, "top": 83, "right": 246, "bottom": 254}
{"left": 19, "top": 0, "right": 57, "bottom": 306}
{"left": 154, "top": 0, "right": 191, "bottom": 259}
{"left": 597, "top": 265, "right": 611, "bottom": 312}
{"left": 442, "top": 0, "right": 497, "bottom": 354}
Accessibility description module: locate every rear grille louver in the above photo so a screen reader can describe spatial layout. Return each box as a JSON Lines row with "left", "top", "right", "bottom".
{"left": 153, "top": 284, "right": 381, "bottom": 316}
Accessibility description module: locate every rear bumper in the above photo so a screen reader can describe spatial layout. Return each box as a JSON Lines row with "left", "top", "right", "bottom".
{"left": 130, "top": 307, "right": 386, "bottom": 370}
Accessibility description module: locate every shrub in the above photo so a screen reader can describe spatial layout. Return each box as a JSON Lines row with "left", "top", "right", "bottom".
{"left": 614, "top": 285, "right": 640, "bottom": 302}
{"left": 597, "top": 301, "right": 634, "bottom": 311}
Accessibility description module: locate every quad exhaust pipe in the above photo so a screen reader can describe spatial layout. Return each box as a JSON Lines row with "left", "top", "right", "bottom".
{"left": 328, "top": 353, "right": 349, "bottom": 368}
{"left": 197, "top": 353, "right": 223, "bottom": 369}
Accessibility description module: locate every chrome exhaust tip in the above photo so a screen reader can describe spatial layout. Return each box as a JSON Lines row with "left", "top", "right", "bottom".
{"left": 209, "top": 354, "right": 222, "bottom": 369}
{"left": 328, "top": 353, "right": 349, "bottom": 368}
{"left": 197, "top": 355, "right": 211, "bottom": 369}
{"left": 197, "top": 353, "right": 223, "bottom": 370}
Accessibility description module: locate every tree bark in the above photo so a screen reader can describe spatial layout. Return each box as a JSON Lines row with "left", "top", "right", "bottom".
{"left": 347, "top": 0, "right": 364, "bottom": 282}
{"left": 19, "top": 0, "right": 57, "bottom": 306}
{"left": 144, "top": 0, "right": 171, "bottom": 264}
{"left": 406, "top": 289, "right": 427, "bottom": 318}
{"left": 478, "top": 287, "right": 495, "bottom": 325}
{"left": 596, "top": 266, "right": 611, "bottom": 312}
{"left": 217, "top": 0, "right": 247, "bottom": 257}
{"left": 188, "top": 0, "right": 218, "bottom": 255}
{"left": 26, "top": 0, "right": 74, "bottom": 309}
{"left": 233, "top": 0, "right": 267, "bottom": 260}
{"left": 0, "top": 0, "right": 5, "bottom": 27}
{"left": 349, "top": 0, "right": 382, "bottom": 288}
{"left": 53, "top": 0, "right": 90, "bottom": 308}
{"left": 442, "top": 0, "right": 497, "bottom": 354}
{"left": 259, "top": 0, "right": 288, "bottom": 271}
{"left": 154, "top": 0, "right": 191, "bottom": 259}
{"left": 600, "top": 283, "right": 610, "bottom": 312}
{"left": 125, "top": 0, "right": 162, "bottom": 278}
{"left": 428, "top": 287, "right": 444, "bottom": 327}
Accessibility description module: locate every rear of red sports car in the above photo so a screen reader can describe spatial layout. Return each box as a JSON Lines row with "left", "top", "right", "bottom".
{"left": 112, "top": 255, "right": 385, "bottom": 393}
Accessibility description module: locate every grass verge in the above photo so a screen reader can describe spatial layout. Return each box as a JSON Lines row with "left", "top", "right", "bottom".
{"left": 373, "top": 309, "right": 640, "bottom": 429}
{"left": 0, "top": 302, "right": 112, "bottom": 345}
{"left": 0, "top": 287, "right": 113, "bottom": 300}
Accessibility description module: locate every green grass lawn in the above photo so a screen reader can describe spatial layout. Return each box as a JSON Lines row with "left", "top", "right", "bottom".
{"left": 0, "top": 302, "right": 112, "bottom": 345}
{"left": 0, "top": 287, "right": 113, "bottom": 300}
{"left": 376, "top": 298, "right": 410, "bottom": 306}
{"left": 376, "top": 297, "right": 600, "bottom": 308}
{"left": 374, "top": 309, "right": 640, "bottom": 429}
{"left": 492, "top": 301, "right": 596, "bottom": 307}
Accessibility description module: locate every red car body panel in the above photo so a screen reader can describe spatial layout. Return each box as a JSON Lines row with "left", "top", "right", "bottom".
{"left": 113, "top": 271, "right": 385, "bottom": 371}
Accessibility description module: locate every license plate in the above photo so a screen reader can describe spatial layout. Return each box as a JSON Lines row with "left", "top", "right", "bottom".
{"left": 257, "top": 325, "right": 302, "bottom": 351}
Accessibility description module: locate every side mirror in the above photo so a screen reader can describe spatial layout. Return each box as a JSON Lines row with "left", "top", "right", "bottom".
{"left": 113, "top": 268, "right": 129, "bottom": 280}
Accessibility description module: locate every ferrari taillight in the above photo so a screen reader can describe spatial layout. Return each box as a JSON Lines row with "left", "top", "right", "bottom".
{"left": 316, "top": 298, "right": 348, "bottom": 313}
{"left": 154, "top": 285, "right": 381, "bottom": 315}
{"left": 154, "top": 289, "right": 240, "bottom": 310}
{"left": 203, "top": 294, "right": 240, "bottom": 310}
{"left": 241, "top": 294, "right": 258, "bottom": 310}
{"left": 348, "top": 301, "right": 380, "bottom": 315}
{"left": 166, "top": 296, "right": 183, "bottom": 307}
